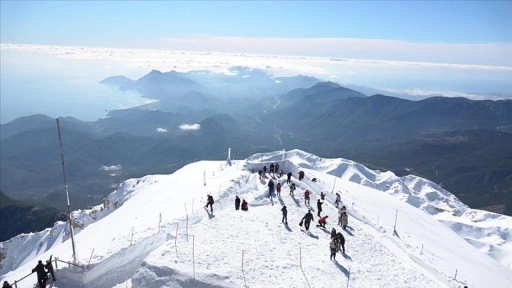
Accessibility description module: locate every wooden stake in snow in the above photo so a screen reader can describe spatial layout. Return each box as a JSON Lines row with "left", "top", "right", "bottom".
{"left": 192, "top": 235, "right": 195, "bottom": 279}
{"left": 203, "top": 171, "right": 206, "bottom": 186}
{"left": 175, "top": 223, "right": 179, "bottom": 256}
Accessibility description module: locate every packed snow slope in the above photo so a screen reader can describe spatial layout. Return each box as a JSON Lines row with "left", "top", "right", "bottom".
{"left": 1, "top": 149, "right": 511, "bottom": 288}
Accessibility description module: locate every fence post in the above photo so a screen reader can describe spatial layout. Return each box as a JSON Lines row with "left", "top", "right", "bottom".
{"left": 331, "top": 176, "right": 336, "bottom": 193}
{"left": 87, "top": 249, "right": 95, "bottom": 268}
{"left": 454, "top": 269, "right": 458, "bottom": 280}
{"left": 300, "top": 246, "right": 302, "bottom": 267}
{"left": 175, "top": 223, "right": 179, "bottom": 256}
{"left": 130, "top": 226, "right": 134, "bottom": 246}
{"left": 193, "top": 235, "right": 195, "bottom": 279}
{"left": 55, "top": 257, "right": 59, "bottom": 269}
{"left": 393, "top": 209, "right": 398, "bottom": 235}
{"left": 420, "top": 244, "right": 424, "bottom": 255}
{"left": 159, "top": 212, "right": 162, "bottom": 233}
{"left": 203, "top": 171, "right": 206, "bottom": 186}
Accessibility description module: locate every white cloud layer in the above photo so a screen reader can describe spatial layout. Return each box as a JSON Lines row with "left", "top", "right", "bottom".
{"left": 179, "top": 123, "right": 200, "bottom": 131}
{"left": 100, "top": 165, "right": 123, "bottom": 171}
{"left": 156, "top": 128, "right": 167, "bottom": 133}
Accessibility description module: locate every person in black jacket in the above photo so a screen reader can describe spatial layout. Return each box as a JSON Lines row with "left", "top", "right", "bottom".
{"left": 32, "top": 260, "right": 47, "bottom": 288}
{"left": 317, "top": 199, "right": 323, "bottom": 217}
{"left": 205, "top": 195, "right": 214, "bottom": 212}
{"left": 301, "top": 210, "right": 314, "bottom": 231}
{"left": 2, "top": 281, "right": 13, "bottom": 288}
{"left": 235, "top": 196, "right": 241, "bottom": 210}
{"left": 268, "top": 179, "right": 275, "bottom": 198}
{"left": 336, "top": 232, "right": 345, "bottom": 253}
{"left": 286, "top": 172, "right": 292, "bottom": 184}
{"left": 281, "top": 205, "right": 288, "bottom": 224}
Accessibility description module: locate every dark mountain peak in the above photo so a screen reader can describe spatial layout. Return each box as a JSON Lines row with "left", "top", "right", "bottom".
{"left": 311, "top": 81, "right": 341, "bottom": 90}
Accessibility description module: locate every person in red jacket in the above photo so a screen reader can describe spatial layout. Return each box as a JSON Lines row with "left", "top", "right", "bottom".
{"left": 304, "top": 190, "right": 311, "bottom": 205}
{"left": 316, "top": 215, "right": 328, "bottom": 228}
{"left": 276, "top": 182, "right": 282, "bottom": 197}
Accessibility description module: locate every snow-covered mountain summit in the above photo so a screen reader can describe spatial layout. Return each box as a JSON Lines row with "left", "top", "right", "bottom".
{"left": 1, "top": 149, "right": 511, "bottom": 287}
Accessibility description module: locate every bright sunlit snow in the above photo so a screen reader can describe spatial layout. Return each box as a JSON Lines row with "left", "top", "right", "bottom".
{"left": 1, "top": 150, "right": 511, "bottom": 288}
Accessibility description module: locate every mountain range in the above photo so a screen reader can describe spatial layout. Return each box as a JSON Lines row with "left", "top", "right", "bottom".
{"left": 1, "top": 67, "right": 511, "bottom": 243}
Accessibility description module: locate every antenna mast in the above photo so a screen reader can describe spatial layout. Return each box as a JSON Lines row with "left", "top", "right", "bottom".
{"left": 56, "top": 118, "right": 78, "bottom": 264}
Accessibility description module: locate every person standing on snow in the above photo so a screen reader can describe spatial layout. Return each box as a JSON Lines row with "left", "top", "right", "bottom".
{"left": 300, "top": 210, "right": 314, "bottom": 231}
{"left": 304, "top": 190, "right": 311, "bottom": 205}
{"left": 45, "top": 258, "right": 56, "bottom": 281}
{"left": 298, "top": 170, "right": 305, "bottom": 181}
{"left": 317, "top": 199, "right": 323, "bottom": 217}
{"left": 338, "top": 205, "right": 347, "bottom": 226}
{"left": 281, "top": 205, "right": 288, "bottom": 224}
{"left": 330, "top": 238, "right": 338, "bottom": 261}
{"left": 268, "top": 179, "right": 275, "bottom": 198}
{"left": 270, "top": 163, "right": 275, "bottom": 175}
{"left": 32, "top": 260, "right": 47, "bottom": 288}
{"left": 320, "top": 192, "right": 326, "bottom": 200}
{"left": 235, "top": 196, "right": 241, "bottom": 210}
{"left": 336, "top": 232, "right": 346, "bottom": 253}
{"left": 276, "top": 182, "right": 282, "bottom": 197}
{"left": 205, "top": 195, "right": 214, "bottom": 212}
{"left": 287, "top": 172, "right": 292, "bottom": 184}
{"left": 2, "top": 281, "right": 13, "bottom": 288}
{"left": 340, "top": 212, "right": 348, "bottom": 230}
{"left": 258, "top": 169, "right": 263, "bottom": 180}
{"left": 289, "top": 183, "right": 296, "bottom": 196}
{"left": 275, "top": 163, "right": 280, "bottom": 174}
{"left": 334, "top": 193, "right": 341, "bottom": 208}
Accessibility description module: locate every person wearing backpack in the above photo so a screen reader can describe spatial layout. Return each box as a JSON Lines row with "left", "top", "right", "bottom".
{"left": 289, "top": 183, "right": 296, "bottom": 196}
{"left": 205, "top": 195, "right": 214, "bottom": 212}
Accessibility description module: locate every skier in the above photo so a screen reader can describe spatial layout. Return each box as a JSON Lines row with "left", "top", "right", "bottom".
{"left": 270, "top": 163, "right": 275, "bottom": 174}
{"left": 286, "top": 172, "right": 292, "bottom": 184}
{"left": 289, "top": 182, "right": 296, "bottom": 196}
{"left": 235, "top": 196, "right": 241, "bottom": 210}
{"left": 317, "top": 199, "right": 323, "bottom": 217}
{"left": 2, "top": 281, "right": 13, "bottom": 288}
{"left": 45, "top": 257, "right": 55, "bottom": 281}
{"left": 241, "top": 199, "right": 248, "bottom": 211}
{"left": 268, "top": 179, "right": 275, "bottom": 198}
{"left": 298, "top": 170, "right": 305, "bottom": 181}
{"left": 330, "top": 238, "right": 338, "bottom": 261}
{"left": 340, "top": 212, "right": 348, "bottom": 230}
{"left": 320, "top": 192, "right": 326, "bottom": 200}
{"left": 334, "top": 193, "right": 341, "bottom": 208}
{"left": 300, "top": 210, "right": 314, "bottom": 231}
{"left": 316, "top": 215, "right": 328, "bottom": 228}
{"left": 205, "top": 195, "right": 214, "bottom": 212}
{"left": 336, "top": 232, "right": 346, "bottom": 253}
{"left": 281, "top": 205, "right": 288, "bottom": 224}
{"left": 32, "top": 260, "right": 47, "bottom": 288}
{"left": 276, "top": 182, "right": 282, "bottom": 197}
{"left": 304, "top": 190, "right": 311, "bottom": 205}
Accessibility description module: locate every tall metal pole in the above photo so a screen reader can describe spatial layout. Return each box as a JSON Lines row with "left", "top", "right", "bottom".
{"left": 56, "top": 118, "right": 78, "bottom": 264}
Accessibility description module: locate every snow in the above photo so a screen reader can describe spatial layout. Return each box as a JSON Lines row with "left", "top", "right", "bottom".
{"left": 1, "top": 149, "right": 512, "bottom": 288}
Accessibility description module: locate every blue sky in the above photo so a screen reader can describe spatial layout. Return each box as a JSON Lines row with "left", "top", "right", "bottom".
{"left": 1, "top": 1, "right": 511, "bottom": 123}
{"left": 1, "top": 1, "right": 511, "bottom": 46}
